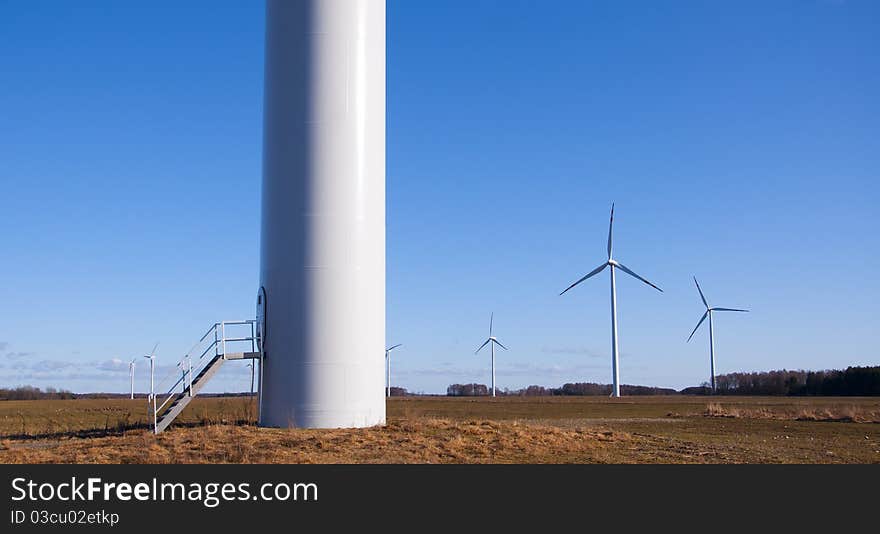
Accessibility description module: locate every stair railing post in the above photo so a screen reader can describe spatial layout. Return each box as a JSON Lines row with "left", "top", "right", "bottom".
{"left": 258, "top": 350, "right": 264, "bottom": 425}
{"left": 180, "top": 362, "right": 186, "bottom": 397}
{"left": 221, "top": 321, "right": 227, "bottom": 359}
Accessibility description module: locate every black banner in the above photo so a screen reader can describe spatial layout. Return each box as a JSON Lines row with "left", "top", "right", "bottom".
{"left": 2, "top": 465, "right": 877, "bottom": 531}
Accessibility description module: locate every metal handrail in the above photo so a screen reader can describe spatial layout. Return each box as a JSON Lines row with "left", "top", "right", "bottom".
{"left": 148, "top": 320, "right": 259, "bottom": 433}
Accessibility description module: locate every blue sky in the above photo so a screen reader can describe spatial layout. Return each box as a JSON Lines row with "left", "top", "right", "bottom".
{"left": 1, "top": 0, "right": 877, "bottom": 394}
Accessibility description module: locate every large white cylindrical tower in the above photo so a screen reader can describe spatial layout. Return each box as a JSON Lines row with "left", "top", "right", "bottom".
{"left": 259, "top": 0, "right": 386, "bottom": 428}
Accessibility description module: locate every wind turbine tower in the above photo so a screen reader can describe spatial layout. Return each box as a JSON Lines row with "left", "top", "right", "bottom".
{"left": 259, "top": 0, "right": 386, "bottom": 428}
{"left": 475, "top": 313, "right": 507, "bottom": 397}
{"left": 687, "top": 277, "right": 749, "bottom": 392}
{"left": 143, "top": 343, "right": 158, "bottom": 431}
{"left": 129, "top": 359, "right": 136, "bottom": 400}
{"left": 385, "top": 344, "right": 401, "bottom": 398}
{"left": 560, "top": 204, "right": 663, "bottom": 397}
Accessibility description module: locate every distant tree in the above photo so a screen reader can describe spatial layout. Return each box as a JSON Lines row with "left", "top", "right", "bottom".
{"left": 446, "top": 383, "right": 490, "bottom": 396}
{"left": 680, "top": 385, "right": 712, "bottom": 395}
{"left": 621, "top": 384, "right": 679, "bottom": 396}
{"left": 522, "top": 385, "right": 550, "bottom": 396}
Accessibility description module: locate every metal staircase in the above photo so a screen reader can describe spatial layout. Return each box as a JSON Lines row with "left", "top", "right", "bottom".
{"left": 148, "top": 321, "right": 261, "bottom": 434}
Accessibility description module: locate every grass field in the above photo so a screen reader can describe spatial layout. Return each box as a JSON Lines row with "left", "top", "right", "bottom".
{"left": 1, "top": 396, "right": 879, "bottom": 463}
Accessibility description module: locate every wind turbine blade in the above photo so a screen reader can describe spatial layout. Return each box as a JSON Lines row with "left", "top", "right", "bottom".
{"left": 387, "top": 344, "right": 402, "bottom": 351}
{"left": 490, "top": 313, "right": 493, "bottom": 337}
{"left": 475, "top": 339, "right": 491, "bottom": 354}
{"left": 687, "top": 311, "right": 709, "bottom": 342}
{"left": 694, "top": 277, "right": 708, "bottom": 308}
{"left": 492, "top": 339, "right": 508, "bottom": 350}
{"left": 712, "top": 307, "right": 749, "bottom": 313}
{"left": 607, "top": 203, "right": 615, "bottom": 259}
{"left": 150, "top": 343, "right": 159, "bottom": 358}
{"left": 615, "top": 262, "right": 663, "bottom": 292}
{"left": 560, "top": 262, "right": 607, "bottom": 295}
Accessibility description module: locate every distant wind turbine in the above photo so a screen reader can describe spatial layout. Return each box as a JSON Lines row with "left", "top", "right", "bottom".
{"left": 475, "top": 313, "right": 507, "bottom": 397}
{"left": 129, "top": 359, "right": 136, "bottom": 399}
{"left": 687, "top": 277, "right": 749, "bottom": 392}
{"left": 560, "top": 203, "right": 663, "bottom": 397}
{"left": 143, "top": 343, "right": 158, "bottom": 399}
{"left": 246, "top": 362, "right": 255, "bottom": 397}
{"left": 385, "top": 344, "right": 402, "bottom": 398}
{"left": 144, "top": 343, "right": 158, "bottom": 430}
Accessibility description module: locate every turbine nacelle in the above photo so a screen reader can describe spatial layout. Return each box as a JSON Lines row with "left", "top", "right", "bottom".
{"left": 476, "top": 313, "right": 508, "bottom": 354}
{"left": 476, "top": 337, "right": 508, "bottom": 353}
{"left": 143, "top": 343, "right": 158, "bottom": 361}
{"left": 688, "top": 278, "right": 749, "bottom": 342}
{"left": 559, "top": 205, "right": 663, "bottom": 296}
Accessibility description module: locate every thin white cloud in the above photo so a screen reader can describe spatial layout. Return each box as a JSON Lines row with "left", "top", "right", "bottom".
{"left": 0, "top": 357, "right": 178, "bottom": 385}
{"left": 540, "top": 345, "right": 604, "bottom": 358}
{"left": 397, "top": 360, "right": 605, "bottom": 379}
{"left": 5, "top": 351, "right": 36, "bottom": 360}
{"left": 1, "top": 342, "right": 36, "bottom": 360}
{"left": 97, "top": 359, "right": 127, "bottom": 373}
{"left": 33, "top": 360, "right": 79, "bottom": 371}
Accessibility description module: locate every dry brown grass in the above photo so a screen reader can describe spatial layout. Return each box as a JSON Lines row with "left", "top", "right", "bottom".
{"left": 704, "top": 402, "right": 880, "bottom": 423}
{"left": 2, "top": 396, "right": 879, "bottom": 464}
{"left": 0, "top": 418, "right": 629, "bottom": 464}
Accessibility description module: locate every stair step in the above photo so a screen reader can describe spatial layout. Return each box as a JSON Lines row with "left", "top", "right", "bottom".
{"left": 153, "top": 354, "right": 227, "bottom": 433}
{"left": 223, "top": 352, "right": 260, "bottom": 361}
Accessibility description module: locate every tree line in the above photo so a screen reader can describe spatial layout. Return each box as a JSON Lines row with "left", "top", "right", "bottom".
{"left": 681, "top": 366, "right": 880, "bottom": 396}
{"left": 446, "top": 382, "right": 677, "bottom": 396}
{"left": 447, "top": 366, "right": 880, "bottom": 397}
{"left": 0, "top": 386, "right": 76, "bottom": 401}
{"left": 5, "top": 366, "right": 878, "bottom": 400}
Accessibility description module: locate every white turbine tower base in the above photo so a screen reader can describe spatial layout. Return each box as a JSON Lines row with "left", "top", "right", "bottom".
{"left": 688, "top": 277, "right": 749, "bottom": 393}
{"left": 259, "top": 0, "right": 386, "bottom": 428}
{"left": 475, "top": 313, "right": 508, "bottom": 397}
{"left": 560, "top": 203, "right": 663, "bottom": 398}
